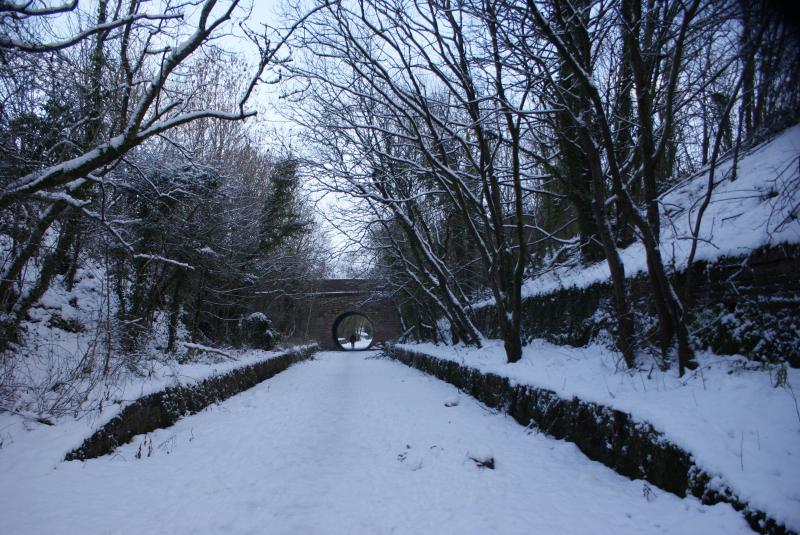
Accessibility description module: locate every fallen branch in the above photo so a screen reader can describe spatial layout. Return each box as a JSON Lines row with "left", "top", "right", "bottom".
{"left": 0, "top": 406, "right": 54, "bottom": 426}
{"left": 182, "top": 342, "right": 235, "bottom": 359}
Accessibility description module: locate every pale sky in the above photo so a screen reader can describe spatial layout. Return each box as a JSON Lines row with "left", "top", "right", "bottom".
{"left": 233, "top": 1, "right": 365, "bottom": 276}
{"left": 49, "top": 1, "right": 357, "bottom": 275}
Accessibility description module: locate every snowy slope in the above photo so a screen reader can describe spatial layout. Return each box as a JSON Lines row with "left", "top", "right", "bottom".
{"left": 1, "top": 261, "right": 111, "bottom": 413}
{"left": 398, "top": 340, "right": 800, "bottom": 532}
{"left": 1, "top": 258, "right": 302, "bottom": 419}
{"left": 0, "top": 346, "right": 314, "bottom": 470}
{"left": 488, "top": 124, "right": 800, "bottom": 302}
{"left": 0, "top": 352, "right": 750, "bottom": 534}
{"left": 1, "top": 259, "right": 189, "bottom": 414}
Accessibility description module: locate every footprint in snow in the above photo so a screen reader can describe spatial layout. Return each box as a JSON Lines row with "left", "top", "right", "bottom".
{"left": 397, "top": 444, "right": 423, "bottom": 471}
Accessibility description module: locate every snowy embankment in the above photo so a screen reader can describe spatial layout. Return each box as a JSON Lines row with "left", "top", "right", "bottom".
{"left": 479, "top": 124, "right": 800, "bottom": 305}
{"left": 2, "top": 257, "right": 196, "bottom": 414}
{"left": 396, "top": 340, "right": 800, "bottom": 532}
{"left": 0, "top": 346, "right": 315, "bottom": 468}
{"left": 0, "top": 352, "right": 751, "bottom": 534}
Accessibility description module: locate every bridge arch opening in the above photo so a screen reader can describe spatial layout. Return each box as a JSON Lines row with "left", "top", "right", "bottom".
{"left": 332, "top": 312, "right": 374, "bottom": 351}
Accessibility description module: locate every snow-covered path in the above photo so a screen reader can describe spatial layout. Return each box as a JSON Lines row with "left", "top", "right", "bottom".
{"left": 2, "top": 351, "right": 750, "bottom": 534}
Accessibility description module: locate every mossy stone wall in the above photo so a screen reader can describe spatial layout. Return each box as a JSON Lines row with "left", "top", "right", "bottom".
{"left": 475, "top": 245, "right": 800, "bottom": 366}
{"left": 65, "top": 345, "right": 316, "bottom": 461}
{"left": 386, "top": 344, "right": 794, "bottom": 535}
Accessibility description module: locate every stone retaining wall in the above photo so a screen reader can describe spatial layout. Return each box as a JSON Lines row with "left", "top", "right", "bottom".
{"left": 475, "top": 244, "right": 800, "bottom": 366}
{"left": 386, "top": 344, "right": 793, "bottom": 535}
{"left": 65, "top": 345, "right": 317, "bottom": 461}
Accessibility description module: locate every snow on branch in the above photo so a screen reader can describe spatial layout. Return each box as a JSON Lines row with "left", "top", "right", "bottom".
{"left": 0, "top": 12, "right": 181, "bottom": 53}
{"left": 0, "top": 0, "right": 77, "bottom": 17}
{"left": 134, "top": 254, "right": 195, "bottom": 270}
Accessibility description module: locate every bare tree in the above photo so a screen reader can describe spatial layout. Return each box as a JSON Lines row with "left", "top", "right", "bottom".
{"left": 285, "top": 0, "right": 562, "bottom": 361}
{"left": 0, "top": 0, "right": 326, "bottom": 346}
{"left": 282, "top": 0, "right": 800, "bottom": 376}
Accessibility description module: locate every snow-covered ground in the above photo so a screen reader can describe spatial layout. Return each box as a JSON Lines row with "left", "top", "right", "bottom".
{"left": 338, "top": 336, "right": 373, "bottom": 349}
{"left": 479, "top": 123, "right": 800, "bottom": 304}
{"left": 0, "top": 346, "right": 314, "bottom": 465}
{"left": 1, "top": 351, "right": 750, "bottom": 534}
{"left": 397, "top": 340, "right": 800, "bottom": 532}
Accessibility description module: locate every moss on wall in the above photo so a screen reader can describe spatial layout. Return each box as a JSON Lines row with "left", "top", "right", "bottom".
{"left": 65, "top": 345, "right": 316, "bottom": 461}
{"left": 386, "top": 344, "right": 793, "bottom": 535}
{"left": 474, "top": 244, "right": 800, "bottom": 366}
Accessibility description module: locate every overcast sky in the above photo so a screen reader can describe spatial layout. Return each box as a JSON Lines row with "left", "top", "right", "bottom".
{"left": 231, "top": 1, "right": 365, "bottom": 276}
{"left": 51, "top": 1, "right": 356, "bottom": 275}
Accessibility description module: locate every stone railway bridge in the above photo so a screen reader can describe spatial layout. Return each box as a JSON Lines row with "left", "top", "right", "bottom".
{"left": 295, "top": 279, "right": 403, "bottom": 350}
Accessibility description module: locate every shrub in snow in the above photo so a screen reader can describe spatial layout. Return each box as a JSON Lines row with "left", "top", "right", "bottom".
{"left": 246, "top": 312, "right": 268, "bottom": 323}
{"left": 240, "top": 313, "right": 279, "bottom": 350}
{"left": 47, "top": 313, "right": 85, "bottom": 334}
{"left": 690, "top": 303, "right": 800, "bottom": 368}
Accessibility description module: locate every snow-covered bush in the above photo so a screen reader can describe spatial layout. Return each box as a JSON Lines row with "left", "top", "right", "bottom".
{"left": 240, "top": 313, "right": 279, "bottom": 350}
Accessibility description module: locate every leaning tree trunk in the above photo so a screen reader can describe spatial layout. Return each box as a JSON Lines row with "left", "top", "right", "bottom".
{"left": 582, "top": 136, "right": 636, "bottom": 369}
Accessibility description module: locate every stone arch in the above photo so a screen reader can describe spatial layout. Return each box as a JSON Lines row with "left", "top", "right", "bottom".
{"left": 331, "top": 311, "right": 375, "bottom": 350}
{"left": 301, "top": 279, "right": 403, "bottom": 350}
{"left": 251, "top": 279, "right": 403, "bottom": 350}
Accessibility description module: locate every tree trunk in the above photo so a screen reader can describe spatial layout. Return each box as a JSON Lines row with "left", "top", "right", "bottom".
{"left": 581, "top": 135, "right": 636, "bottom": 368}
